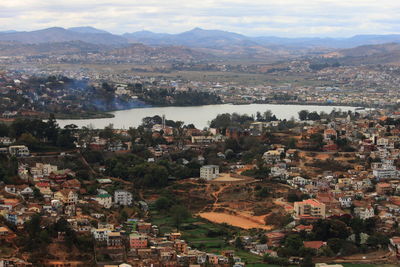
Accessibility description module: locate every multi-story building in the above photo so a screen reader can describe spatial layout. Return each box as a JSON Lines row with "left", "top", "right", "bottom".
{"left": 94, "top": 194, "right": 113, "bottom": 209}
{"left": 129, "top": 233, "right": 148, "bottom": 249}
{"left": 200, "top": 165, "right": 219, "bottom": 180}
{"left": 114, "top": 190, "right": 133, "bottom": 206}
{"left": 294, "top": 199, "right": 326, "bottom": 219}
{"left": 8, "top": 145, "right": 29, "bottom": 157}
{"left": 354, "top": 206, "right": 375, "bottom": 220}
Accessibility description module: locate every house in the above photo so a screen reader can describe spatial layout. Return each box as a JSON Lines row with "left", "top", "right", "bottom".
{"left": 323, "top": 128, "right": 337, "bottom": 140}
{"left": 376, "top": 183, "right": 392, "bottom": 195}
{"left": 200, "top": 165, "right": 219, "bottom": 180}
{"left": 129, "top": 233, "right": 148, "bottom": 249}
{"left": 294, "top": 199, "right": 326, "bottom": 219}
{"left": 31, "top": 163, "right": 58, "bottom": 178}
{"left": 292, "top": 176, "right": 309, "bottom": 186}
{"left": 294, "top": 224, "right": 313, "bottom": 233}
{"left": 0, "top": 258, "right": 32, "bottom": 266}
{"left": 35, "top": 182, "right": 52, "bottom": 196}
{"left": 263, "top": 150, "right": 281, "bottom": 164}
{"left": 8, "top": 145, "right": 29, "bottom": 157}
{"left": 114, "top": 190, "right": 133, "bottom": 206}
{"left": 303, "top": 241, "right": 327, "bottom": 251}
{"left": 92, "top": 228, "right": 112, "bottom": 242}
{"left": 4, "top": 185, "right": 17, "bottom": 194}
{"left": 94, "top": 194, "right": 113, "bottom": 209}
{"left": 54, "top": 189, "right": 78, "bottom": 205}
{"left": 61, "top": 179, "right": 81, "bottom": 190}
{"left": 390, "top": 236, "right": 400, "bottom": 256}
{"left": 354, "top": 206, "right": 375, "bottom": 220}
{"left": 338, "top": 196, "right": 353, "bottom": 208}
{"left": 137, "top": 222, "right": 152, "bottom": 234}
{"left": 0, "top": 226, "right": 13, "bottom": 240}
{"left": 107, "top": 231, "right": 123, "bottom": 248}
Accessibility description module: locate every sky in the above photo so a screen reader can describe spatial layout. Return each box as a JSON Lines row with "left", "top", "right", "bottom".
{"left": 1, "top": 0, "right": 400, "bottom": 37}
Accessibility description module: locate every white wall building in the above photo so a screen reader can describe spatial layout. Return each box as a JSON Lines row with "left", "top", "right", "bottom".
{"left": 114, "top": 190, "right": 133, "bottom": 206}
{"left": 200, "top": 165, "right": 219, "bottom": 180}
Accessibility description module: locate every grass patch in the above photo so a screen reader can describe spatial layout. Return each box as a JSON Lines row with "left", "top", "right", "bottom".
{"left": 149, "top": 208, "right": 263, "bottom": 264}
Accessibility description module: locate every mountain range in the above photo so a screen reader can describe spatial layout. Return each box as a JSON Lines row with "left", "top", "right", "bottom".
{"left": 2, "top": 26, "right": 400, "bottom": 63}
{"left": 2, "top": 26, "right": 400, "bottom": 49}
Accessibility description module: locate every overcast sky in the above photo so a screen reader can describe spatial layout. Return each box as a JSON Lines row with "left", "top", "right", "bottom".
{"left": 1, "top": 0, "right": 400, "bottom": 37}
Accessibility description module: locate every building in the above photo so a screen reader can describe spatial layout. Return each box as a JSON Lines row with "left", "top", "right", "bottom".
{"left": 129, "top": 233, "right": 148, "bottom": 249}
{"left": 54, "top": 189, "right": 78, "bottom": 206}
{"left": 94, "top": 194, "right": 113, "bottom": 209}
{"left": 294, "top": 199, "right": 326, "bottom": 219}
{"left": 107, "top": 232, "right": 123, "bottom": 248}
{"left": 376, "top": 183, "right": 393, "bottom": 195}
{"left": 200, "top": 165, "right": 219, "bottom": 180}
{"left": 8, "top": 145, "right": 29, "bottom": 157}
{"left": 262, "top": 150, "right": 281, "bottom": 164}
{"left": 114, "top": 190, "right": 133, "bottom": 206}
{"left": 354, "top": 206, "right": 375, "bottom": 220}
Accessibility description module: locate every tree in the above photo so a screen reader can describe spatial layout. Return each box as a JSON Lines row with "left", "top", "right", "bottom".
{"left": 45, "top": 113, "right": 59, "bottom": 144}
{"left": 260, "top": 235, "right": 268, "bottom": 244}
{"left": 301, "top": 255, "right": 314, "bottom": 267}
{"left": 18, "top": 133, "right": 39, "bottom": 148}
{"left": 366, "top": 233, "right": 390, "bottom": 249}
{"left": 307, "top": 111, "right": 321, "bottom": 121}
{"left": 299, "top": 110, "right": 309, "bottom": 121}
{"left": 170, "top": 205, "right": 190, "bottom": 230}
{"left": 263, "top": 110, "right": 273, "bottom": 121}
{"left": 57, "top": 128, "right": 76, "bottom": 148}
{"left": 235, "top": 237, "right": 244, "bottom": 249}
{"left": 119, "top": 210, "right": 128, "bottom": 223}
{"left": 155, "top": 196, "right": 173, "bottom": 211}
{"left": 313, "top": 219, "right": 350, "bottom": 241}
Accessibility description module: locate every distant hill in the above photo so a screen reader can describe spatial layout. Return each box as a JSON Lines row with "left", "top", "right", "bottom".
{"left": 319, "top": 43, "right": 400, "bottom": 65}
{"left": 124, "top": 28, "right": 258, "bottom": 49}
{"left": 0, "top": 41, "right": 108, "bottom": 56}
{"left": 2, "top": 26, "right": 400, "bottom": 62}
{"left": 0, "top": 27, "right": 127, "bottom": 46}
{"left": 124, "top": 28, "right": 400, "bottom": 49}
{"left": 68, "top": 26, "right": 110, "bottom": 34}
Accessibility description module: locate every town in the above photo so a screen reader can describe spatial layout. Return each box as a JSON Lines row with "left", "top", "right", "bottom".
{"left": 0, "top": 103, "right": 399, "bottom": 266}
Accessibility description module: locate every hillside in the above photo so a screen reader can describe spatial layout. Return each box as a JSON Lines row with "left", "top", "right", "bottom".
{"left": 320, "top": 43, "right": 400, "bottom": 65}
{"left": 0, "top": 27, "right": 127, "bottom": 46}
{"left": 0, "top": 41, "right": 107, "bottom": 56}
{"left": 108, "top": 43, "right": 215, "bottom": 61}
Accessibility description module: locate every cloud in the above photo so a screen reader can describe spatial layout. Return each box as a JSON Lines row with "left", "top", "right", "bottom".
{"left": 0, "top": 0, "right": 399, "bottom": 37}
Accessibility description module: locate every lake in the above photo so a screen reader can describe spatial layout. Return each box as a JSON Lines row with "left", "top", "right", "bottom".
{"left": 57, "top": 104, "right": 359, "bottom": 129}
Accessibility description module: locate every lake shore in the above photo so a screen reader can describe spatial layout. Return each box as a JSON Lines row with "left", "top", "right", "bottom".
{"left": 56, "top": 103, "right": 361, "bottom": 129}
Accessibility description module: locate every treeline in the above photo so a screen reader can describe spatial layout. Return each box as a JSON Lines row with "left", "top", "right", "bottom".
{"left": 298, "top": 109, "right": 361, "bottom": 121}
{"left": 141, "top": 88, "right": 221, "bottom": 106}
{"left": 275, "top": 216, "right": 390, "bottom": 260}
{"left": 15, "top": 215, "right": 93, "bottom": 265}
{"left": 105, "top": 154, "right": 201, "bottom": 188}
{"left": 209, "top": 110, "right": 278, "bottom": 129}
{"left": 0, "top": 114, "right": 77, "bottom": 150}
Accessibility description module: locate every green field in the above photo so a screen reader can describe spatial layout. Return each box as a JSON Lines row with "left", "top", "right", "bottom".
{"left": 150, "top": 209, "right": 263, "bottom": 264}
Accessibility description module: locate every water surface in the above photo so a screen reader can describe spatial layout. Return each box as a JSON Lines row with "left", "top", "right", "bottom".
{"left": 58, "top": 104, "right": 358, "bottom": 129}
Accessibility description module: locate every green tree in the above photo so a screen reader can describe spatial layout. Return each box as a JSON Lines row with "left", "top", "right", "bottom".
{"left": 299, "top": 110, "right": 309, "bottom": 121}
{"left": 170, "top": 205, "right": 190, "bottom": 230}
{"left": 235, "top": 237, "right": 244, "bottom": 249}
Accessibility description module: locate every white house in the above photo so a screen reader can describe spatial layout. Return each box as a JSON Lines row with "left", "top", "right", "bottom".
{"left": 339, "top": 196, "right": 353, "bottom": 208}
{"left": 8, "top": 145, "right": 29, "bottom": 157}
{"left": 200, "top": 165, "right": 219, "bottom": 180}
{"left": 354, "top": 206, "right": 375, "bottom": 220}
{"left": 114, "top": 190, "right": 133, "bottom": 206}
